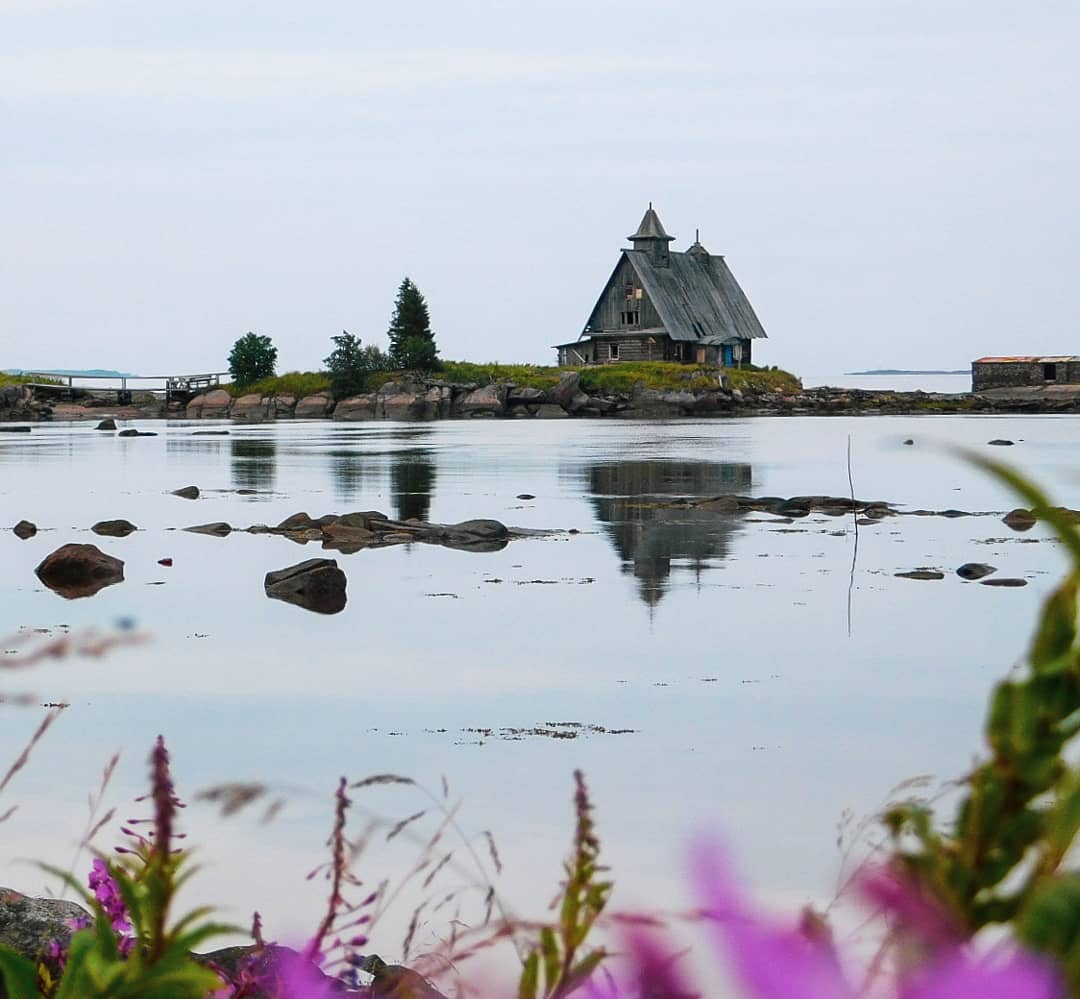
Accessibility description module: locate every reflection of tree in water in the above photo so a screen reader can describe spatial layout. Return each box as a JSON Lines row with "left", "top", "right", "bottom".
{"left": 588, "top": 461, "right": 752, "bottom": 607}
{"left": 327, "top": 450, "right": 366, "bottom": 504}
{"left": 392, "top": 449, "right": 437, "bottom": 522}
{"left": 230, "top": 438, "right": 277, "bottom": 493}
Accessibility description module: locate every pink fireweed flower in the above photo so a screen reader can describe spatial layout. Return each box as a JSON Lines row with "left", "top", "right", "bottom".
{"left": 88, "top": 857, "right": 132, "bottom": 935}
{"left": 685, "top": 838, "right": 1061, "bottom": 999}
{"left": 691, "top": 838, "right": 854, "bottom": 999}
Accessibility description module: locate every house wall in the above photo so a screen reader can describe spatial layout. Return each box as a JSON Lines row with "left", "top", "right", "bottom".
{"left": 587, "top": 257, "right": 664, "bottom": 334}
{"left": 972, "top": 361, "right": 1080, "bottom": 391}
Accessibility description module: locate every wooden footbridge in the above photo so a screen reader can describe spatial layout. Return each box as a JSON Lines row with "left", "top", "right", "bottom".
{"left": 17, "top": 371, "right": 230, "bottom": 405}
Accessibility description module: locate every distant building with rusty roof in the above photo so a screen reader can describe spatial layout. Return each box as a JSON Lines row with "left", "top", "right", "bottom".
{"left": 972, "top": 356, "right": 1080, "bottom": 392}
{"left": 554, "top": 204, "right": 767, "bottom": 367}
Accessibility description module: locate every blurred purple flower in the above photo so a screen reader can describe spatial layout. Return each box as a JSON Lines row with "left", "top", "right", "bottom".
{"left": 88, "top": 857, "right": 132, "bottom": 935}
{"left": 590, "top": 838, "right": 1062, "bottom": 999}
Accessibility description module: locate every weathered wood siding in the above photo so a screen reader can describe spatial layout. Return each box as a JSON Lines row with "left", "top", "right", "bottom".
{"left": 587, "top": 257, "right": 664, "bottom": 335}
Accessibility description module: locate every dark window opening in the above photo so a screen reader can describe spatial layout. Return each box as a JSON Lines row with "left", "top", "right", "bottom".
{"left": 625, "top": 285, "right": 635, "bottom": 299}
{"left": 1044, "top": 363, "right": 1058, "bottom": 381}
{"left": 620, "top": 311, "right": 639, "bottom": 326}
{"left": 610, "top": 343, "right": 620, "bottom": 360}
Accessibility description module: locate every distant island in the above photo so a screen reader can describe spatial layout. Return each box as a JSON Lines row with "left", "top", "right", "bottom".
{"left": 2, "top": 368, "right": 135, "bottom": 378}
{"left": 845, "top": 368, "right": 968, "bottom": 375}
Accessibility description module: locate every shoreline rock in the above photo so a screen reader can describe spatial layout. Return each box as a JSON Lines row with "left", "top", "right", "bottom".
{"left": 15, "top": 376, "right": 1080, "bottom": 425}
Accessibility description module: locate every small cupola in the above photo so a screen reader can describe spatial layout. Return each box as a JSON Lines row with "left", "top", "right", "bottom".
{"left": 628, "top": 202, "right": 675, "bottom": 267}
{"left": 687, "top": 229, "right": 710, "bottom": 260}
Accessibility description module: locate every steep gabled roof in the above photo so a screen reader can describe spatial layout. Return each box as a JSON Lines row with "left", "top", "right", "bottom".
{"left": 624, "top": 250, "right": 767, "bottom": 342}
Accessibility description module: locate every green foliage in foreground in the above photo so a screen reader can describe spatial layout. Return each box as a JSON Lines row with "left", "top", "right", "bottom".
{"left": 0, "top": 374, "right": 62, "bottom": 388}
{"left": 884, "top": 454, "right": 1080, "bottom": 992}
{"left": 224, "top": 371, "right": 331, "bottom": 398}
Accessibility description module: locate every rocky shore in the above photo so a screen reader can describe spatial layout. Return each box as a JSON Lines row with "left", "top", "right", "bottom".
{"left": 6, "top": 374, "right": 1080, "bottom": 423}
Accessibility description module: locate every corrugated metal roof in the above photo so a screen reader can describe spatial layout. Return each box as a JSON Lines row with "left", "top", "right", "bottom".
{"left": 974, "top": 356, "right": 1080, "bottom": 364}
{"left": 624, "top": 250, "right": 768, "bottom": 342}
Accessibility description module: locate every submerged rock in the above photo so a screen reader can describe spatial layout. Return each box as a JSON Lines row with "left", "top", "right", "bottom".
{"left": 35, "top": 543, "right": 125, "bottom": 598}
{"left": 117, "top": 428, "right": 158, "bottom": 438}
{"left": 987, "top": 439, "right": 1015, "bottom": 446}
{"left": 172, "top": 485, "right": 200, "bottom": 499}
{"left": 1003, "top": 508, "right": 1037, "bottom": 531}
{"left": 895, "top": 569, "right": 945, "bottom": 581}
{"left": 264, "top": 558, "right": 347, "bottom": 614}
{"left": 184, "top": 522, "right": 233, "bottom": 537}
{"left": 12, "top": 520, "right": 36, "bottom": 539}
{"left": 95, "top": 417, "right": 117, "bottom": 431}
{"left": 957, "top": 563, "right": 996, "bottom": 580}
{"left": 981, "top": 577, "right": 1028, "bottom": 587}
{"left": 92, "top": 519, "right": 138, "bottom": 538}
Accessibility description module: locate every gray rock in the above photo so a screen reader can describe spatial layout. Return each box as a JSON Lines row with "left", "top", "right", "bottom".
{"left": 460, "top": 384, "right": 507, "bottom": 417}
{"left": 550, "top": 371, "right": 582, "bottom": 409}
{"left": 0, "top": 426, "right": 31, "bottom": 433}
{"left": 533, "top": 403, "right": 569, "bottom": 419}
{"left": 446, "top": 519, "right": 509, "bottom": 540}
{"left": 95, "top": 418, "right": 117, "bottom": 431}
{"left": 184, "top": 522, "right": 233, "bottom": 537}
{"left": 566, "top": 391, "right": 590, "bottom": 414}
{"left": 192, "top": 429, "right": 230, "bottom": 436}
{"left": 117, "top": 428, "right": 157, "bottom": 437}
{"left": 981, "top": 577, "right": 1028, "bottom": 587}
{"left": 0, "top": 887, "right": 90, "bottom": 963}
{"left": 12, "top": 520, "right": 36, "bottom": 539}
{"left": 92, "top": 519, "right": 138, "bottom": 538}
{"left": 35, "top": 543, "right": 125, "bottom": 598}
{"left": 507, "top": 386, "right": 547, "bottom": 404}
{"left": 172, "top": 485, "right": 200, "bottom": 500}
{"left": 957, "top": 562, "right": 996, "bottom": 580}
{"left": 987, "top": 439, "right": 1015, "bottom": 446}
{"left": 265, "top": 558, "right": 347, "bottom": 614}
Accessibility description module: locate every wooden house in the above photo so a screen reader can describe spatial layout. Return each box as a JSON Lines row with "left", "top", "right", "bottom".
{"left": 555, "top": 205, "right": 767, "bottom": 366}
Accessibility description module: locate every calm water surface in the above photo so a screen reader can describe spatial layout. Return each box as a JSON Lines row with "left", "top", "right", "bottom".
{"left": 1, "top": 415, "right": 1077, "bottom": 957}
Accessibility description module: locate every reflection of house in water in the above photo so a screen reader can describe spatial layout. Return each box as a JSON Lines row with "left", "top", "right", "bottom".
{"left": 588, "top": 461, "right": 752, "bottom": 607}
{"left": 231, "top": 438, "right": 277, "bottom": 493}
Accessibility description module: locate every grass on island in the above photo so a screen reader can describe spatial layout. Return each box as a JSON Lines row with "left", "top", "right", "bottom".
{"left": 224, "top": 362, "right": 801, "bottom": 398}
{"left": 226, "top": 371, "right": 331, "bottom": 398}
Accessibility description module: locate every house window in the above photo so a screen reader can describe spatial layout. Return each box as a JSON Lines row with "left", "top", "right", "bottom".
{"left": 610, "top": 343, "right": 620, "bottom": 360}
{"left": 625, "top": 285, "right": 634, "bottom": 299}
{"left": 1044, "top": 363, "right": 1058, "bottom": 381}
{"left": 620, "top": 311, "right": 639, "bottom": 326}
{"left": 635, "top": 288, "right": 644, "bottom": 299}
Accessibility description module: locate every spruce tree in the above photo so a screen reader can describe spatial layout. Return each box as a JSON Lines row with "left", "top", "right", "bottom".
{"left": 387, "top": 278, "right": 438, "bottom": 370}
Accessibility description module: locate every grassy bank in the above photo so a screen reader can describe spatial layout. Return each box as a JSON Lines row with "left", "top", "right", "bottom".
{"left": 225, "top": 362, "right": 801, "bottom": 398}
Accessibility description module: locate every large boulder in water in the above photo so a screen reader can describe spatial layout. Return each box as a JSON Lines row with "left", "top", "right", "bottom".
{"left": 264, "top": 558, "right": 347, "bottom": 614}
{"left": 186, "top": 389, "right": 232, "bottom": 418}
{"left": 35, "top": 544, "right": 125, "bottom": 598}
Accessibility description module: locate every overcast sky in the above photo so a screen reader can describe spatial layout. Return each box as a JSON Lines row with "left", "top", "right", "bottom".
{"left": 2, "top": 1, "right": 1078, "bottom": 378}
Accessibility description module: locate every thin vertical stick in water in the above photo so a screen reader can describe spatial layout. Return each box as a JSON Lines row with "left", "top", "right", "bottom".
{"left": 847, "top": 435, "right": 859, "bottom": 637}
